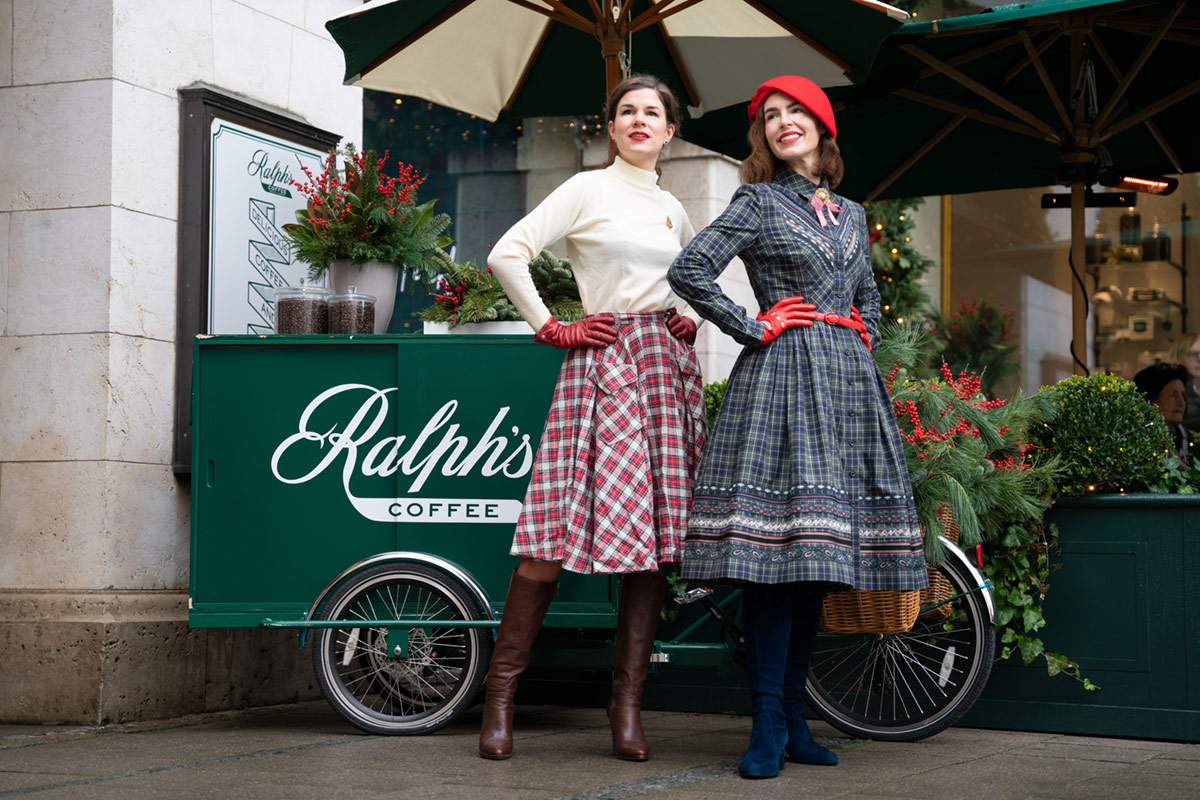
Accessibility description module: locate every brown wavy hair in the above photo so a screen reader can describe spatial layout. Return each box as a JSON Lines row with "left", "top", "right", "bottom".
{"left": 604, "top": 74, "right": 681, "bottom": 173}
{"left": 739, "top": 108, "right": 844, "bottom": 188}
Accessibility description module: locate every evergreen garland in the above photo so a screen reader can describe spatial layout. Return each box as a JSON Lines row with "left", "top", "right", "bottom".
{"left": 420, "top": 248, "right": 583, "bottom": 326}
{"left": 874, "top": 323, "right": 1059, "bottom": 562}
{"left": 420, "top": 249, "right": 521, "bottom": 324}
{"left": 864, "top": 198, "right": 933, "bottom": 327}
{"left": 527, "top": 250, "right": 584, "bottom": 322}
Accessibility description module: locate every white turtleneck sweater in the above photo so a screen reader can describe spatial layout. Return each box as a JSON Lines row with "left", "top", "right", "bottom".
{"left": 488, "top": 156, "right": 697, "bottom": 333}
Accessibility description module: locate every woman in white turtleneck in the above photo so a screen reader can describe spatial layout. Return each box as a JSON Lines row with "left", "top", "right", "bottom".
{"left": 479, "top": 74, "right": 705, "bottom": 763}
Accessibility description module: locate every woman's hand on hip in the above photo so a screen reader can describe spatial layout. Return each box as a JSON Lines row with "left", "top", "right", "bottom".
{"left": 664, "top": 310, "right": 697, "bottom": 345}
{"left": 534, "top": 315, "right": 618, "bottom": 349}
{"left": 849, "top": 305, "right": 872, "bottom": 352}
{"left": 756, "top": 296, "right": 817, "bottom": 345}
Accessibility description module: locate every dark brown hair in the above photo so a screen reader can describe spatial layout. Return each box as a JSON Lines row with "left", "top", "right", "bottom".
{"left": 604, "top": 74, "right": 681, "bottom": 171}
{"left": 739, "top": 107, "right": 844, "bottom": 188}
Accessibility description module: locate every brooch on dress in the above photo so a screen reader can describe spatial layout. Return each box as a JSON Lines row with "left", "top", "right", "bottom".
{"left": 811, "top": 187, "right": 843, "bottom": 228}
{"left": 666, "top": 216, "right": 673, "bottom": 229}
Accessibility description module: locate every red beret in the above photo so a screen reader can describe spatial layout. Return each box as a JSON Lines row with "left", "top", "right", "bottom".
{"left": 747, "top": 75, "right": 837, "bottom": 140}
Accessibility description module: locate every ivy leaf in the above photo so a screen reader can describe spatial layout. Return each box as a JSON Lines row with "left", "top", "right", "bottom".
{"left": 1017, "top": 636, "right": 1044, "bottom": 664}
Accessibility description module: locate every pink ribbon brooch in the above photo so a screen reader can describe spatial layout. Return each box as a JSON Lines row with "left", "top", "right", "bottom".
{"left": 811, "top": 187, "right": 843, "bottom": 228}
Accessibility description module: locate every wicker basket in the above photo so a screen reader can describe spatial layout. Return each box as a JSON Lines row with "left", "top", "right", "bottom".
{"left": 819, "top": 506, "right": 960, "bottom": 634}
{"left": 820, "top": 587, "right": 920, "bottom": 634}
{"left": 918, "top": 507, "right": 960, "bottom": 620}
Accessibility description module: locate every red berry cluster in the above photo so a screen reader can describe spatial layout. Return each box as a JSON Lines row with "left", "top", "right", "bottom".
{"left": 289, "top": 148, "right": 424, "bottom": 243}
{"left": 892, "top": 362, "right": 1008, "bottom": 456}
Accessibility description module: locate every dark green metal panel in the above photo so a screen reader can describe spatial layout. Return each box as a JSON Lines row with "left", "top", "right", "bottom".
{"left": 189, "top": 334, "right": 615, "bottom": 628}
{"left": 962, "top": 494, "right": 1200, "bottom": 742}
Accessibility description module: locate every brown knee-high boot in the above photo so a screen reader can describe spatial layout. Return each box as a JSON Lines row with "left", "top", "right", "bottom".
{"left": 479, "top": 571, "right": 556, "bottom": 759}
{"left": 608, "top": 571, "right": 668, "bottom": 761}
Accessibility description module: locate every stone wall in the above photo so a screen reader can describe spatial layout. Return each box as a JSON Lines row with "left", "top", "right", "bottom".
{"left": 0, "top": 0, "right": 361, "bottom": 725}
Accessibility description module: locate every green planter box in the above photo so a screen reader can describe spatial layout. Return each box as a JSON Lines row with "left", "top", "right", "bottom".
{"left": 962, "top": 494, "right": 1200, "bottom": 742}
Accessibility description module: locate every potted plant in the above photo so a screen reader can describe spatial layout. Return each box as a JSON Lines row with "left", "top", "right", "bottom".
{"left": 874, "top": 327, "right": 1084, "bottom": 683}
{"left": 965, "top": 371, "right": 1200, "bottom": 742}
{"left": 283, "top": 143, "right": 451, "bottom": 333}
{"left": 421, "top": 249, "right": 583, "bottom": 334}
{"left": 927, "top": 296, "right": 1020, "bottom": 399}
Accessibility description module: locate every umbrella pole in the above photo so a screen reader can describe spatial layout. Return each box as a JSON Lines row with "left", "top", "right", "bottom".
{"left": 606, "top": 54, "right": 621, "bottom": 97}
{"left": 1071, "top": 181, "right": 1088, "bottom": 376}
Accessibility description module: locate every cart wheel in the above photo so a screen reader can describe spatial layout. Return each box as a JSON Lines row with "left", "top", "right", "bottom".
{"left": 803, "top": 552, "right": 995, "bottom": 741}
{"left": 312, "top": 562, "right": 492, "bottom": 735}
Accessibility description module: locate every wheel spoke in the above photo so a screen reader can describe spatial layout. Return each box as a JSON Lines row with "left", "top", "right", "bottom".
{"left": 313, "top": 570, "right": 490, "bottom": 735}
{"left": 804, "top": 557, "right": 995, "bottom": 741}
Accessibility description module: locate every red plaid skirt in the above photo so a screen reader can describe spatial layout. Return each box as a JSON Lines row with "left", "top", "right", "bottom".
{"left": 511, "top": 312, "right": 707, "bottom": 573}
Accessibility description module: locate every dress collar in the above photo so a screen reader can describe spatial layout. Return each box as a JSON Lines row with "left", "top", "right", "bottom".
{"left": 771, "top": 168, "right": 830, "bottom": 203}
{"left": 609, "top": 155, "right": 660, "bottom": 190}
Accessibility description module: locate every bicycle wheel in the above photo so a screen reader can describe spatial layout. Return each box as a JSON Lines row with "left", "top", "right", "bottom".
{"left": 312, "top": 562, "right": 492, "bottom": 735}
{"left": 804, "top": 553, "right": 995, "bottom": 741}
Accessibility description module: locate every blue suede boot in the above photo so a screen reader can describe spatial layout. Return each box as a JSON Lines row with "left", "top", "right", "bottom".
{"left": 782, "top": 593, "right": 838, "bottom": 766}
{"left": 737, "top": 585, "right": 791, "bottom": 779}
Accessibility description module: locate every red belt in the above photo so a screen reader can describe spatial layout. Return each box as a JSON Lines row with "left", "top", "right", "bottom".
{"left": 806, "top": 308, "right": 871, "bottom": 351}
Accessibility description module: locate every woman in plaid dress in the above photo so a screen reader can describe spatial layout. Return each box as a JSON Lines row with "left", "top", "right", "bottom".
{"left": 667, "top": 76, "right": 927, "bottom": 779}
{"left": 480, "top": 75, "right": 706, "bottom": 762}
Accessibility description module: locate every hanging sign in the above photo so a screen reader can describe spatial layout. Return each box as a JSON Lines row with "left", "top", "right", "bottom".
{"left": 207, "top": 119, "right": 327, "bottom": 334}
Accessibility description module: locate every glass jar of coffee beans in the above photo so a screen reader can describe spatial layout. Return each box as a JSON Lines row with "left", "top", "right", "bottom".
{"left": 274, "top": 281, "right": 332, "bottom": 334}
{"left": 329, "top": 286, "right": 376, "bottom": 334}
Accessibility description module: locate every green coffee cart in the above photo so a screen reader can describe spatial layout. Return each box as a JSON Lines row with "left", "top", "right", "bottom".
{"left": 189, "top": 334, "right": 995, "bottom": 740}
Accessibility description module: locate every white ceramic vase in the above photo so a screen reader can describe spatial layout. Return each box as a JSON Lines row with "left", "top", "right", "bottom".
{"left": 327, "top": 260, "right": 398, "bottom": 334}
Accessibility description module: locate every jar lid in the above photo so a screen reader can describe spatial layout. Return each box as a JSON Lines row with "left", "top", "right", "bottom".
{"left": 275, "top": 282, "right": 332, "bottom": 301}
{"left": 330, "top": 284, "right": 376, "bottom": 303}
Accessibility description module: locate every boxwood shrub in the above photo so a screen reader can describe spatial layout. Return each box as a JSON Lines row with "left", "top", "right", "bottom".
{"left": 1032, "top": 373, "right": 1171, "bottom": 495}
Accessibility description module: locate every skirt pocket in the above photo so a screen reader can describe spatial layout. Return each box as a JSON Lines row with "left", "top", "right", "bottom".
{"left": 583, "top": 359, "right": 656, "bottom": 571}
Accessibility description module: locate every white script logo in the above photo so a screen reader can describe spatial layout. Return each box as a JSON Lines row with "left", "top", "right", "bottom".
{"left": 270, "top": 384, "right": 534, "bottom": 523}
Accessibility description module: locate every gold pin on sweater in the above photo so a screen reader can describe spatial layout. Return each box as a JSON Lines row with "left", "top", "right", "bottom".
{"left": 666, "top": 216, "right": 673, "bottom": 229}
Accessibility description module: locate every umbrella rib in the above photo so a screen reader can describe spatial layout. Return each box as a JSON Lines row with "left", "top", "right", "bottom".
{"left": 1097, "top": 17, "right": 1200, "bottom": 46}
{"left": 899, "top": 43, "right": 1059, "bottom": 140}
{"left": 1004, "top": 29, "right": 1061, "bottom": 84}
{"left": 503, "top": 0, "right": 594, "bottom": 34}
{"left": 631, "top": 0, "right": 706, "bottom": 33}
{"left": 1093, "top": 1, "right": 1185, "bottom": 131}
{"left": 740, "top": 0, "right": 852, "bottom": 75}
{"left": 865, "top": 115, "right": 964, "bottom": 202}
{"left": 1018, "top": 30, "right": 1072, "bottom": 132}
{"left": 1144, "top": 120, "right": 1183, "bottom": 175}
{"left": 895, "top": 89, "right": 1051, "bottom": 142}
{"left": 1103, "top": 76, "right": 1200, "bottom": 139}
{"left": 362, "top": 0, "right": 477, "bottom": 76}
{"left": 503, "top": 19, "right": 554, "bottom": 114}
{"left": 1086, "top": 31, "right": 1184, "bottom": 173}
{"left": 657, "top": 22, "right": 701, "bottom": 107}
{"left": 1102, "top": 12, "right": 1200, "bottom": 32}
{"left": 832, "top": 32, "right": 1034, "bottom": 113}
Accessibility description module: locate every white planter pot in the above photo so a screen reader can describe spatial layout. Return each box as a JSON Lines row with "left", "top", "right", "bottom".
{"left": 328, "top": 260, "right": 398, "bottom": 334}
{"left": 422, "top": 320, "right": 532, "bottom": 336}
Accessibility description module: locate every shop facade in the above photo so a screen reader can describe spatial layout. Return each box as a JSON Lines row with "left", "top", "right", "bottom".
{"left": 0, "top": 0, "right": 363, "bottom": 724}
{"left": 2, "top": 0, "right": 1195, "bottom": 727}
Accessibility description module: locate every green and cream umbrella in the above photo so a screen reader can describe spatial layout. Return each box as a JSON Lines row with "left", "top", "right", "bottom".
{"left": 325, "top": 0, "right": 909, "bottom": 122}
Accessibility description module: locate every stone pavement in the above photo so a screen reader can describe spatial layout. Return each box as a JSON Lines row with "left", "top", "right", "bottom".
{"left": 0, "top": 701, "right": 1197, "bottom": 799}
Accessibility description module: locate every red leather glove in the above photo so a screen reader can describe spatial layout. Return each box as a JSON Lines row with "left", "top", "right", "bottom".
{"left": 756, "top": 296, "right": 818, "bottom": 345}
{"left": 534, "top": 314, "right": 617, "bottom": 349}
{"left": 665, "top": 310, "right": 697, "bottom": 345}
{"left": 849, "top": 305, "right": 873, "bottom": 352}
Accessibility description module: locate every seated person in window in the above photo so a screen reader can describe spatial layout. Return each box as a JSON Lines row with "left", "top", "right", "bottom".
{"left": 1134, "top": 362, "right": 1196, "bottom": 468}
{"left": 1168, "top": 333, "right": 1200, "bottom": 432}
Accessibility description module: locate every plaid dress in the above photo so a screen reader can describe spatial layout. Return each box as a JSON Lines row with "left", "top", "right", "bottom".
{"left": 512, "top": 312, "right": 707, "bottom": 574}
{"left": 667, "top": 170, "right": 926, "bottom": 590}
